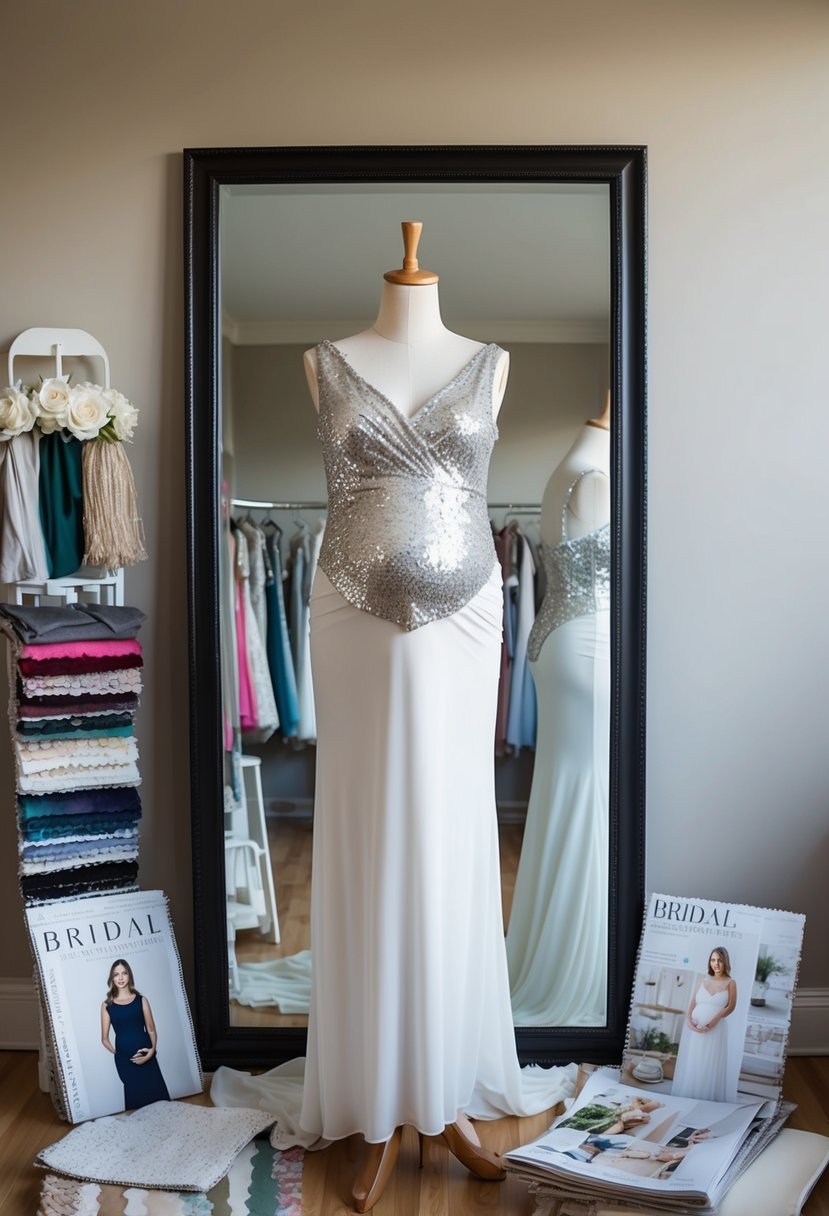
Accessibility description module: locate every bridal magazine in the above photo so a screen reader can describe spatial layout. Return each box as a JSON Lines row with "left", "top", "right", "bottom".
{"left": 506, "top": 893, "right": 805, "bottom": 1213}
{"left": 620, "top": 893, "right": 805, "bottom": 1110}
{"left": 26, "top": 890, "right": 202, "bottom": 1122}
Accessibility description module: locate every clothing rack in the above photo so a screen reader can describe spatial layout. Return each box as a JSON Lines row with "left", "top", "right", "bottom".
{"left": 230, "top": 498, "right": 328, "bottom": 511}
{"left": 230, "top": 498, "right": 540, "bottom": 512}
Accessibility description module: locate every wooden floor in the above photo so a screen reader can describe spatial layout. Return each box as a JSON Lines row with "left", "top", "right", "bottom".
{"left": 2, "top": 1052, "right": 828, "bottom": 1215}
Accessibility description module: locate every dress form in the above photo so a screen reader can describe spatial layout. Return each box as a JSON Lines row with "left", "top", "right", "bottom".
{"left": 539, "top": 417, "right": 610, "bottom": 543}
{"left": 211, "top": 228, "right": 578, "bottom": 1205}
{"left": 506, "top": 404, "right": 611, "bottom": 1027}
{"left": 304, "top": 235, "right": 509, "bottom": 421}
{"left": 303, "top": 226, "right": 516, "bottom": 1210}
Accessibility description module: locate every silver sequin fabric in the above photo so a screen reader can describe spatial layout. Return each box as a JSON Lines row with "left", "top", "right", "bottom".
{"left": 526, "top": 471, "right": 611, "bottom": 661}
{"left": 315, "top": 339, "right": 503, "bottom": 631}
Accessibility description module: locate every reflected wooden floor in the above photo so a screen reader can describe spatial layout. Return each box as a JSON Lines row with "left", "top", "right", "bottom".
{"left": 3, "top": 1053, "right": 828, "bottom": 1214}
{"left": 231, "top": 815, "right": 525, "bottom": 1028}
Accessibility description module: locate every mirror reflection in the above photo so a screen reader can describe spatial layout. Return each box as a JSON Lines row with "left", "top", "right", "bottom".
{"left": 218, "top": 182, "right": 610, "bottom": 1031}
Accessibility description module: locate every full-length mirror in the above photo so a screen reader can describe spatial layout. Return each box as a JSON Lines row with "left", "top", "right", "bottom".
{"left": 186, "top": 146, "right": 646, "bottom": 1070}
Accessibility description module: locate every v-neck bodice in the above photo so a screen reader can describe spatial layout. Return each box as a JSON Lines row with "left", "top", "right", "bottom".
{"left": 314, "top": 339, "right": 503, "bottom": 630}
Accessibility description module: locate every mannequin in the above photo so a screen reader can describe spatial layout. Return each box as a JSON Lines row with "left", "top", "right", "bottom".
{"left": 299, "top": 224, "right": 570, "bottom": 1211}
{"left": 304, "top": 223, "right": 509, "bottom": 420}
{"left": 506, "top": 394, "right": 611, "bottom": 1027}
{"left": 211, "top": 226, "right": 577, "bottom": 1213}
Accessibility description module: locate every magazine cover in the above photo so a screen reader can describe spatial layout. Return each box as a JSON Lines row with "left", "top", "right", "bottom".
{"left": 505, "top": 1066, "right": 763, "bottom": 1208}
{"left": 26, "top": 890, "right": 203, "bottom": 1122}
{"left": 620, "top": 894, "right": 804, "bottom": 1107}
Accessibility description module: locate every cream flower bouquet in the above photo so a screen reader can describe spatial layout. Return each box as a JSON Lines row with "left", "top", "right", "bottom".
{"left": 0, "top": 376, "right": 146, "bottom": 571}
{"left": 0, "top": 377, "right": 138, "bottom": 443}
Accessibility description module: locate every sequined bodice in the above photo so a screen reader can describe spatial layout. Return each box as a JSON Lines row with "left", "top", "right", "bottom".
{"left": 315, "top": 340, "right": 502, "bottom": 630}
{"left": 527, "top": 469, "right": 611, "bottom": 661}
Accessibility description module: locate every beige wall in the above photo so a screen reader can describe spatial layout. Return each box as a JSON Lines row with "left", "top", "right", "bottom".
{"left": 2, "top": 2, "right": 828, "bottom": 1005}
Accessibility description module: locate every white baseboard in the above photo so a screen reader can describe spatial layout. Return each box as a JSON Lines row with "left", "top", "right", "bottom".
{"left": 787, "top": 988, "right": 829, "bottom": 1055}
{"left": 0, "top": 978, "right": 40, "bottom": 1049}
{"left": 2, "top": 977, "right": 829, "bottom": 1053}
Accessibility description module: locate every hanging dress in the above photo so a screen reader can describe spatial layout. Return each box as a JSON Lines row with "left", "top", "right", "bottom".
{"left": 236, "top": 521, "right": 278, "bottom": 743}
{"left": 506, "top": 469, "right": 610, "bottom": 1026}
{"left": 264, "top": 525, "right": 299, "bottom": 739}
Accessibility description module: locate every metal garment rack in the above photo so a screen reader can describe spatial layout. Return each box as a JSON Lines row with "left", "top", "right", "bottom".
{"left": 230, "top": 498, "right": 541, "bottom": 513}
{"left": 230, "top": 498, "right": 327, "bottom": 511}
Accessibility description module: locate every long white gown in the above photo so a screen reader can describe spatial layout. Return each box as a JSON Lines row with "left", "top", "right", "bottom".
{"left": 507, "top": 609, "right": 609, "bottom": 1025}
{"left": 506, "top": 461, "right": 611, "bottom": 1027}
{"left": 671, "top": 984, "right": 731, "bottom": 1102}
{"left": 212, "top": 340, "right": 576, "bottom": 1146}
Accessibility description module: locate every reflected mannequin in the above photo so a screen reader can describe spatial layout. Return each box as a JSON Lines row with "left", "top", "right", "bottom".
{"left": 506, "top": 399, "right": 611, "bottom": 1026}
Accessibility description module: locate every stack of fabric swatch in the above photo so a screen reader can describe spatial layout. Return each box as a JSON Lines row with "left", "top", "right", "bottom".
{"left": 0, "top": 603, "right": 145, "bottom": 903}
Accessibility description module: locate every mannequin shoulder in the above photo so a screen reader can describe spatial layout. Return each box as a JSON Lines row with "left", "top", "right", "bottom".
{"left": 303, "top": 346, "right": 321, "bottom": 412}
{"left": 568, "top": 468, "right": 611, "bottom": 527}
{"left": 492, "top": 347, "right": 510, "bottom": 420}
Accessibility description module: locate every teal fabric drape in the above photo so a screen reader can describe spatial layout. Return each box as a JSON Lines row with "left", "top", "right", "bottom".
{"left": 38, "top": 432, "right": 85, "bottom": 577}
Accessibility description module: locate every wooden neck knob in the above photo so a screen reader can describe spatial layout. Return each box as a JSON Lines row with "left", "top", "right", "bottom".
{"left": 384, "top": 220, "right": 439, "bottom": 285}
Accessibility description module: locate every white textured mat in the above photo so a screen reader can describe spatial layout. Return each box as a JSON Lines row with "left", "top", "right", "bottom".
{"left": 35, "top": 1100, "right": 275, "bottom": 1192}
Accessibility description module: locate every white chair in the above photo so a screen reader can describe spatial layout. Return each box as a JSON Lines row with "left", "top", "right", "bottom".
{"left": 236, "top": 755, "right": 280, "bottom": 944}
{"left": 225, "top": 835, "right": 270, "bottom": 998}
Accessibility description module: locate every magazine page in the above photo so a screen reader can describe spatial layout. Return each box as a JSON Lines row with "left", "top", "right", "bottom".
{"left": 620, "top": 894, "right": 804, "bottom": 1107}
{"left": 505, "top": 1067, "right": 762, "bottom": 1205}
{"left": 26, "top": 890, "right": 203, "bottom": 1122}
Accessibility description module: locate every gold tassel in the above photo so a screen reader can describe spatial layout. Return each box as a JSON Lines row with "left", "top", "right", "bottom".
{"left": 82, "top": 440, "right": 148, "bottom": 570}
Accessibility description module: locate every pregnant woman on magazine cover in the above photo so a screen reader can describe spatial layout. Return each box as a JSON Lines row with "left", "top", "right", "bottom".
{"left": 100, "top": 958, "right": 170, "bottom": 1110}
{"left": 671, "top": 947, "right": 737, "bottom": 1102}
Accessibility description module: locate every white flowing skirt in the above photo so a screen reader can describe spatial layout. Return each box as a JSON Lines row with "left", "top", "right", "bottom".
{"left": 212, "top": 565, "right": 575, "bottom": 1148}
{"left": 506, "top": 610, "right": 610, "bottom": 1027}
{"left": 299, "top": 564, "right": 573, "bottom": 1143}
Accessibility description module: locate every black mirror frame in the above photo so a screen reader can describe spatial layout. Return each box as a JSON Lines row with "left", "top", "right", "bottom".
{"left": 184, "top": 144, "right": 646, "bottom": 1071}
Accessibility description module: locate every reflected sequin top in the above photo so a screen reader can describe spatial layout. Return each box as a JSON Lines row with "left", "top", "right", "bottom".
{"left": 315, "top": 339, "right": 503, "bottom": 630}
{"left": 526, "top": 469, "right": 611, "bottom": 661}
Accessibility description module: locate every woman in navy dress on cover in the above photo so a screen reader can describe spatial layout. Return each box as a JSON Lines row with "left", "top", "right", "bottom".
{"left": 100, "top": 958, "right": 170, "bottom": 1110}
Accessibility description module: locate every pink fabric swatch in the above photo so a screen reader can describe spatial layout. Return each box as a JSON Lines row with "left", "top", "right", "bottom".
{"left": 21, "top": 639, "right": 142, "bottom": 660}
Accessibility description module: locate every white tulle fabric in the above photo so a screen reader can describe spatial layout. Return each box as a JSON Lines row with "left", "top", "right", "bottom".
{"left": 506, "top": 610, "right": 610, "bottom": 1026}
{"left": 212, "top": 564, "right": 576, "bottom": 1148}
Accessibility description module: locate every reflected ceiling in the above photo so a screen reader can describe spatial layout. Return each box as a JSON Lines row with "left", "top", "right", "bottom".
{"left": 221, "top": 183, "right": 610, "bottom": 342}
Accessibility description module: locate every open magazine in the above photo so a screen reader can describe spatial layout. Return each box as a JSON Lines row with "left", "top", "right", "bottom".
{"left": 26, "top": 890, "right": 203, "bottom": 1122}
{"left": 505, "top": 1066, "right": 765, "bottom": 1212}
{"left": 620, "top": 894, "right": 804, "bottom": 1108}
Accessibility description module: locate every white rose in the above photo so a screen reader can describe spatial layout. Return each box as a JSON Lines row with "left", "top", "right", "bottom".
{"left": 0, "top": 386, "right": 38, "bottom": 438}
{"left": 37, "top": 377, "right": 71, "bottom": 433}
{"left": 65, "top": 383, "right": 111, "bottom": 440}
{"left": 104, "top": 387, "right": 139, "bottom": 442}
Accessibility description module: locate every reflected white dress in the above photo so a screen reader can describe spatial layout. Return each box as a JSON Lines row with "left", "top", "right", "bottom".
{"left": 213, "top": 340, "right": 576, "bottom": 1146}
{"left": 506, "top": 470, "right": 610, "bottom": 1026}
{"left": 672, "top": 983, "right": 731, "bottom": 1102}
